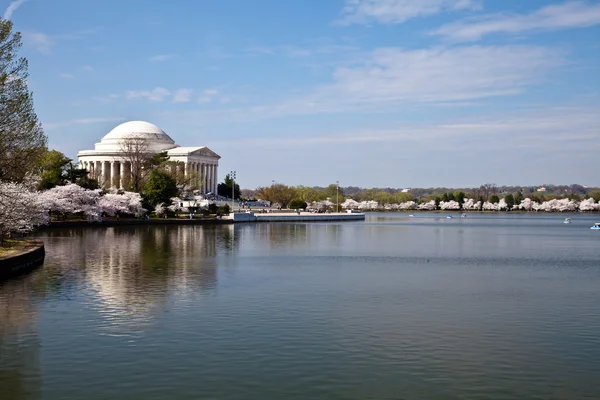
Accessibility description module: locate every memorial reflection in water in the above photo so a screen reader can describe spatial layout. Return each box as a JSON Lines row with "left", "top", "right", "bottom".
{"left": 0, "top": 224, "right": 237, "bottom": 400}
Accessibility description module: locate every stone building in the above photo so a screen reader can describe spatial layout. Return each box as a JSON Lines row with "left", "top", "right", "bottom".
{"left": 77, "top": 121, "right": 220, "bottom": 192}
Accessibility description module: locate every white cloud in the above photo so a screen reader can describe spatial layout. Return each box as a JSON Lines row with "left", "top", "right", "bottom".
{"left": 159, "top": 44, "right": 563, "bottom": 124}
{"left": 172, "top": 88, "right": 193, "bottom": 103}
{"left": 22, "top": 28, "right": 98, "bottom": 55}
{"left": 207, "top": 106, "right": 600, "bottom": 151}
{"left": 82, "top": 65, "right": 95, "bottom": 73}
{"left": 93, "top": 94, "right": 120, "bottom": 103}
{"left": 204, "top": 89, "right": 219, "bottom": 95}
{"left": 3, "top": 0, "right": 26, "bottom": 20}
{"left": 319, "top": 45, "right": 560, "bottom": 103}
{"left": 338, "top": 0, "right": 480, "bottom": 25}
{"left": 197, "top": 96, "right": 211, "bottom": 103}
{"left": 22, "top": 32, "right": 54, "bottom": 54}
{"left": 433, "top": 1, "right": 600, "bottom": 42}
{"left": 126, "top": 87, "right": 171, "bottom": 102}
{"left": 59, "top": 73, "right": 74, "bottom": 79}
{"left": 149, "top": 53, "right": 176, "bottom": 62}
{"left": 43, "top": 117, "right": 125, "bottom": 131}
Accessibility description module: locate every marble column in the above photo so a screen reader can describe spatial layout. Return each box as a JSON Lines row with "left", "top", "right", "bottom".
{"left": 120, "top": 161, "right": 126, "bottom": 189}
{"left": 201, "top": 163, "right": 206, "bottom": 193}
{"left": 196, "top": 163, "right": 201, "bottom": 189}
{"left": 209, "top": 164, "right": 214, "bottom": 193}
{"left": 110, "top": 161, "right": 116, "bottom": 188}
{"left": 214, "top": 164, "right": 218, "bottom": 193}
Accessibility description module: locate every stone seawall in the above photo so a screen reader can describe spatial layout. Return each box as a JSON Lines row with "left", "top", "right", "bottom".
{"left": 227, "top": 212, "right": 366, "bottom": 223}
{"left": 43, "top": 219, "right": 233, "bottom": 229}
{"left": 0, "top": 241, "right": 45, "bottom": 280}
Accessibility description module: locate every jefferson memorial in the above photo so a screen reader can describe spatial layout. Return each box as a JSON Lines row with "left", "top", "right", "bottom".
{"left": 77, "top": 121, "right": 220, "bottom": 193}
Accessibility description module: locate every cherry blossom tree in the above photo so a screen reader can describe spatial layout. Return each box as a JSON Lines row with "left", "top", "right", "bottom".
{"left": 341, "top": 199, "right": 359, "bottom": 209}
{"left": 0, "top": 182, "right": 48, "bottom": 242}
{"left": 516, "top": 198, "right": 539, "bottom": 211}
{"left": 38, "top": 183, "right": 102, "bottom": 220}
{"left": 462, "top": 198, "right": 481, "bottom": 210}
{"left": 168, "top": 197, "right": 183, "bottom": 213}
{"left": 418, "top": 200, "right": 436, "bottom": 210}
{"left": 399, "top": 201, "right": 417, "bottom": 210}
{"left": 99, "top": 191, "right": 145, "bottom": 217}
{"left": 440, "top": 200, "right": 460, "bottom": 210}
{"left": 579, "top": 198, "right": 600, "bottom": 211}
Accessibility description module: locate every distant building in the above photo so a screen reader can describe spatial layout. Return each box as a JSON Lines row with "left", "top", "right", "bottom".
{"left": 537, "top": 187, "right": 547, "bottom": 192}
{"left": 401, "top": 188, "right": 410, "bottom": 193}
{"left": 77, "top": 121, "right": 220, "bottom": 192}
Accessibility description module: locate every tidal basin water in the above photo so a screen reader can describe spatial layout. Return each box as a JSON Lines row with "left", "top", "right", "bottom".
{"left": 1, "top": 213, "right": 600, "bottom": 400}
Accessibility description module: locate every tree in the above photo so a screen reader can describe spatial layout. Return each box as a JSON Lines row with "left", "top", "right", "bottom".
{"left": 118, "top": 135, "right": 159, "bottom": 191}
{"left": 489, "top": 194, "right": 500, "bottom": 204}
{"left": 0, "top": 181, "right": 47, "bottom": 243}
{"left": 454, "top": 191, "right": 465, "bottom": 207}
{"left": 588, "top": 191, "right": 600, "bottom": 202}
{"left": 514, "top": 191, "right": 524, "bottom": 205}
{"left": 504, "top": 193, "right": 515, "bottom": 210}
{"left": 217, "top": 173, "right": 240, "bottom": 199}
{"left": 289, "top": 199, "right": 307, "bottom": 210}
{"left": 37, "top": 150, "right": 98, "bottom": 190}
{"left": 255, "top": 183, "right": 297, "bottom": 208}
{"left": 142, "top": 169, "right": 179, "bottom": 208}
{"left": 0, "top": 20, "right": 47, "bottom": 182}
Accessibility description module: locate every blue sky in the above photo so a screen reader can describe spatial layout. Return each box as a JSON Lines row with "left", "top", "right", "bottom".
{"left": 5, "top": 0, "right": 600, "bottom": 189}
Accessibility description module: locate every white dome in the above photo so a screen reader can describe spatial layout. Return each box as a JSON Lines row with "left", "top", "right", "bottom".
{"left": 94, "top": 121, "right": 178, "bottom": 152}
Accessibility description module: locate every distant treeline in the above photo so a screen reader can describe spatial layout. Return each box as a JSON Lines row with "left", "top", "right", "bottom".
{"left": 242, "top": 183, "right": 600, "bottom": 207}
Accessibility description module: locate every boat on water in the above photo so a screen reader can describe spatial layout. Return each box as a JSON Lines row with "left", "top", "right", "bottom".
{"left": 408, "top": 214, "right": 415, "bottom": 217}
{"left": 591, "top": 223, "right": 600, "bottom": 230}
{"left": 461, "top": 213, "right": 467, "bottom": 218}
{"left": 564, "top": 218, "right": 572, "bottom": 224}
{"left": 446, "top": 216, "right": 453, "bottom": 219}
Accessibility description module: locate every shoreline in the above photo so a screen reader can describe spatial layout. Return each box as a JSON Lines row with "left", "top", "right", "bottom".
{"left": 0, "top": 240, "right": 45, "bottom": 280}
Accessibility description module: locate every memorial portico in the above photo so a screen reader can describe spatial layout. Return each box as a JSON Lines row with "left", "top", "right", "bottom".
{"left": 77, "top": 121, "right": 220, "bottom": 192}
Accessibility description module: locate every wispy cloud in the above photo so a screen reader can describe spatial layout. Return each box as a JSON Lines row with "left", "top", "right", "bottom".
{"left": 171, "top": 44, "right": 562, "bottom": 124}
{"left": 337, "top": 0, "right": 481, "bottom": 25}
{"left": 245, "top": 44, "right": 360, "bottom": 58}
{"left": 22, "top": 32, "right": 54, "bottom": 54}
{"left": 93, "top": 94, "right": 119, "bottom": 103}
{"left": 172, "top": 88, "right": 193, "bottom": 103}
{"left": 208, "top": 106, "right": 600, "bottom": 152}
{"left": 197, "top": 89, "right": 220, "bottom": 103}
{"left": 59, "top": 72, "right": 74, "bottom": 79}
{"left": 3, "top": 0, "right": 26, "bottom": 20}
{"left": 82, "top": 65, "right": 95, "bottom": 73}
{"left": 149, "top": 53, "right": 176, "bottom": 62}
{"left": 126, "top": 87, "right": 171, "bottom": 102}
{"left": 22, "top": 28, "right": 98, "bottom": 54}
{"left": 433, "top": 1, "right": 600, "bottom": 42}
{"left": 43, "top": 117, "right": 125, "bottom": 131}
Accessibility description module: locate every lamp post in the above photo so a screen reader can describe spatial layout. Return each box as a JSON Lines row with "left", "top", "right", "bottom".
{"left": 336, "top": 180, "right": 339, "bottom": 213}
{"left": 230, "top": 170, "right": 236, "bottom": 212}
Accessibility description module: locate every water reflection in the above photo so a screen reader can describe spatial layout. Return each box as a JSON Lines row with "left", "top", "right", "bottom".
{"left": 0, "top": 215, "right": 599, "bottom": 399}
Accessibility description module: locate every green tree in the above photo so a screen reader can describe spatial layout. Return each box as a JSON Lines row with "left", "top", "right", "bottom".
{"left": 38, "top": 149, "right": 97, "bottom": 190}
{"left": 514, "top": 191, "right": 524, "bottom": 205}
{"left": 0, "top": 20, "right": 47, "bottom": 182}
{"left": 38, "top": 150, "right": 70, "bottom": 189}
{"left": 588, "top": 191, "right": 600, "bottom": 202}
{"left": 294, "top": 185, "right": 324, "bottom": 202}
{"left": 454, "top": 191, "right": 465, "bottom": 206}
{"left": 289, "top": 199, "right": 308, "bottom": 210}
{"left": 217, "top": 173, "right": 241, "bottom": 199}
{"left": 504, "top": 193, "right": 515, "bottom": 210}
{"left": 489, "top": 194, "right": 500, "bottom": 204}
{"left": 142, "top": 169, "right": 179, "bottom": 207}
{"left": 255, "top": 183, "right": 297, "bottom": 208}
